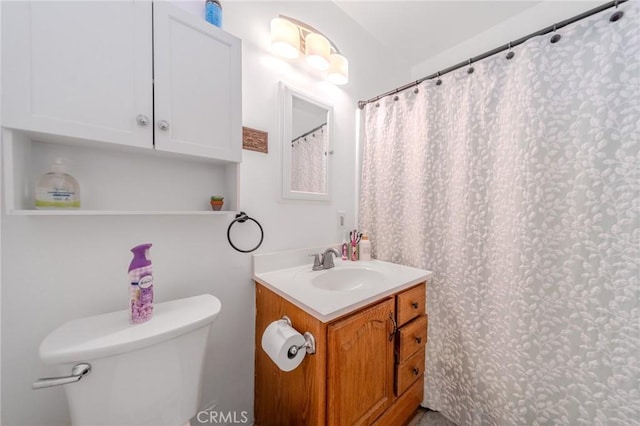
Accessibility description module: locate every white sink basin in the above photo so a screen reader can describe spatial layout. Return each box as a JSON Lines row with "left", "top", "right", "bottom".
{"left": 253, "top": 253, "right": 432, "bottom": 322}
{"left": 311, "top": 268, "right": 385, "bottom": 291}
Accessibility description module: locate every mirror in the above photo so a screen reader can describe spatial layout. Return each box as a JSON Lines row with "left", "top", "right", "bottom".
{"left": 280, "top": 82, "right": 333, "bottom": 201}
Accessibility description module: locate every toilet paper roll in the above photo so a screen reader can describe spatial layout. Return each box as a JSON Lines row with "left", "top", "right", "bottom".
{"left": 261, "top": 319, "right": 306, "bottom": 372}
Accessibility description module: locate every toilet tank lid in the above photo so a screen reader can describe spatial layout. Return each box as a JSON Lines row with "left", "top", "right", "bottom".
{"left": 39, "top": 294, "right": 222, "bottom": 365}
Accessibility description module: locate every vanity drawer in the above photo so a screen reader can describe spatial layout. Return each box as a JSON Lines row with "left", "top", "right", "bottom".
{"left": 396, "top": 283, "right": 426, "bottom": 326}
{"left": 396, "top": 315, "right": 427, "bottom": 364}
{"left": 395, "top": 348, "right": 425, "bottom": 396}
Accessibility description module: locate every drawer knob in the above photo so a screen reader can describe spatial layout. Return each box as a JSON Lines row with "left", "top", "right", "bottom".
{"left": 413, "top": 367, "right": 420, "bottom": 376}
{"left": 411, "top": 302, "right": 419, "bottom": 309}
{"left": 415, "top": 336, "right": 422, "bottom": 344}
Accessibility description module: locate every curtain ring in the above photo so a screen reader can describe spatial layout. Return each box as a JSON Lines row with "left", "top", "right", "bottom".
{"left": 435, "top": 71, "right": 442, "bottom": 86}
{"left": 610, "top": 3, "right": 624, "bottom": 22}
{"left": 506, "top": 41, "right": 515, "bottom": 60}
{"left": 467, "top": 58, "right": 475, "bottom": 75}
{"left": 393, "top": 89, "right": 399, "bottom": 101}
{"left": 413, "top": 80, "right": 419, "bottom": 94}
{"left": 550, "top": 24, "right": 561, "bottom": 43}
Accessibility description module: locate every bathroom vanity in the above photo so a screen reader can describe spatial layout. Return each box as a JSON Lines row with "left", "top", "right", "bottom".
{"left": 253, "top": 250, "right": 432, "bottom": 425}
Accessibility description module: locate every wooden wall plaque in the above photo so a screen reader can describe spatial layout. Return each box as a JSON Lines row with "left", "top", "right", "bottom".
{"left": 242, "top": 126, "right": 268, "bottom": 153}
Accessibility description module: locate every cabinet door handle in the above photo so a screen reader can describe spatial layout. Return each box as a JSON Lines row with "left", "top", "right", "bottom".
{"left": 136, "top": 114, "right": 149, "bottom": 126}
{"left": 157, "top": 120, "right": 170, "bottom": 131}
{"left": 412, "top": 367, "right": 420, "bottom": 376}
{"left": 415, "top": 336, "right": 422, "bottom": 344}
{"left": 411, "top": 302, "right": 419, "bottom": 309}
{"left": 388, "top": 312, "right": 397, "bottom": 342}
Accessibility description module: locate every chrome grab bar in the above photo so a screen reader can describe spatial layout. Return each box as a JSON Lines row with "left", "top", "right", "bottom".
{"left": 33, "top": 363, "right": 91, "bottom": 390}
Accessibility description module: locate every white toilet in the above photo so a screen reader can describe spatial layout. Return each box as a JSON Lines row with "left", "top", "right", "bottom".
{"left": 36, "top": 294, "right": 222, "bottom": 426}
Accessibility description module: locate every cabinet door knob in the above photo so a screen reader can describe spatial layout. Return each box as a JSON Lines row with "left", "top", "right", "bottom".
{"left": 157, "top": 120, "right": 170, "bottom": 131}
{"left": 136, "top": 115, "right": 149, "bottom": 126}
{"left": 412, "top": 302, "right": 419, "bottom": 309}
{"left": 413, "top": 367, "right": 420, "bottom": 376}
{"left": 415, "top": 336, "right": 422, "bottom": 344}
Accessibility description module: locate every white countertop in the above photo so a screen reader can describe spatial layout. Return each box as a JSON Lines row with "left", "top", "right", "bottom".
{"left": 253, "top": 247, "right": 432, "bottom": 323}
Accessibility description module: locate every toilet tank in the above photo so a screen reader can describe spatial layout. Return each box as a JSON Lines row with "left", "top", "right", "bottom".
{"left": 39, "top": 294, "right": 222, "bottom": 426}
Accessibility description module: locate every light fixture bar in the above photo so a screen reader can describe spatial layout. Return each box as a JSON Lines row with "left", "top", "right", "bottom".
{"left": 270, "top": 14, "right": 348, "bottom": 85}
{"left": 278, "top": 14, "right": 342, "bottom": 55}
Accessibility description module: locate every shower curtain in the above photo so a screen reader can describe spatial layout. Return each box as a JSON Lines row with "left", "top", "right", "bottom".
{"left": 360, "top": 3, "right": 639, "bottom": 425}
{"left": 291, "top": 124, "right": 327, "bottom": 193}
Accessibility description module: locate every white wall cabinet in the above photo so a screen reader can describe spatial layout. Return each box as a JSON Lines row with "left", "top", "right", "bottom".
{"left": 153, "top": 2, "right": 241, "bottom": 162}
{"left": 1, "top": 1, "right": 242, "bottom": 214}
{"left": 1, "top": 0, "right": 241, "bottom": 162}
{"left": 1, "top": 1, "right": 154, "bottom": 149}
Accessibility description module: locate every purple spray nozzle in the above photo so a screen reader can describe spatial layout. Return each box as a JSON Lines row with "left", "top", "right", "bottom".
{"left": 129, "top": 243, "right": 152, "bottom": 272}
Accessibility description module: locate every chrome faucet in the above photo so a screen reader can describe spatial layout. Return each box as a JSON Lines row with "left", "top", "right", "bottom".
{"left": 310, "top": 247, "right": 341, "bottom": 271}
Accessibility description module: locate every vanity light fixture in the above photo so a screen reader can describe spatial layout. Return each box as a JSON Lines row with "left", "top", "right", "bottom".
{"left": 270, "top": 17, "right": 300, "bottom": 59}
{"left": 305, "top": 32, "right": 331, "bottom": 70}
{"left": 270, "top": 15, "right": 348, "bottom": 85}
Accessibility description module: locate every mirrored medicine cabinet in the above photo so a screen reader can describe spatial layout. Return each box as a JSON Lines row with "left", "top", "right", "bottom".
{"left": 279, "top": 82, "right": 333, "bottom": 201}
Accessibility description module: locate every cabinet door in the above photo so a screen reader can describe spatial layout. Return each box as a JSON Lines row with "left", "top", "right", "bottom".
{"left": 328, "top": 298, "right": 395, "bottom": 425}
{"left": 1, "top": 1, "right": 153, "bottom": 148}
{"left": 153, "top": 2, "right": 242, "bottom": 162}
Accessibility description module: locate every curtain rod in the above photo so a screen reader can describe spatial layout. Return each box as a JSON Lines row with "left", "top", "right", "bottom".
{"left": 292, "top": 122, "right": 327, "bottom": 143}
{"left": 357, "top": 0, "right": 628, "bottom": 109}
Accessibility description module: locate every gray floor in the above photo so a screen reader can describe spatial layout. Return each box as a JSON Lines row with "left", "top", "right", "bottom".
{"left": 408, "top": 408, "right": 458, "bottom": 426}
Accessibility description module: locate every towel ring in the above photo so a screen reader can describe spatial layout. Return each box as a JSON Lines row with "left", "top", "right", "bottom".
{"left": 227, "top": 212, "right": 264, "bottom": 253}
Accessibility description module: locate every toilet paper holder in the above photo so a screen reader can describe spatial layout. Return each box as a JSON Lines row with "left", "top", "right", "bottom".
{"left": 281, "top": 316, "right": 316, "bottom": 358}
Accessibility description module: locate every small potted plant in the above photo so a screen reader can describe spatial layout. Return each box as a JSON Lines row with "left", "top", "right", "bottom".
{"left": 210, "top": 195, "right": 224, "bottom": 211}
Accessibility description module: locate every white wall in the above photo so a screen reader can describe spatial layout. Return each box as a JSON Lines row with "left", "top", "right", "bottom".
{"left": 410, "top": 1, "right": 603, "bottom": 80}
{"left": 0, "top": 1, "right": 409, "bottom": 425}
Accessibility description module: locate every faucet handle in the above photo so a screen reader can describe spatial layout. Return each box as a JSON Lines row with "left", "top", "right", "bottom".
{"left": 309, "top": 254, "right": 323, "bottom": 271}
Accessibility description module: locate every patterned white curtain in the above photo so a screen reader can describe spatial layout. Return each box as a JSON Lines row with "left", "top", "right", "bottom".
{"left": 291, "top": 124, "right": 328, "bottom": 193}
{"left": 360, "top": 3, "right": 639, "bottom": 425}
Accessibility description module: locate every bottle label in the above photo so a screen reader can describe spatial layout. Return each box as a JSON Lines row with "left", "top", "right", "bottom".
{"left": 35, "top": 189, "right": 80, "bottom": 208}
{"left": 130, "top": 271, "right": 153, "bottom": 324}
{"left": 360, "top": 243, "right": 371, "bottom": 260}
{"left": 138, "top": 274, "right": 153, "bottom": 289}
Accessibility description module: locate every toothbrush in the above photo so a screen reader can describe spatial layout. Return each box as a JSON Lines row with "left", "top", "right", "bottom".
{"left": 351, "top": 229, "right": 358, "bottom": 261}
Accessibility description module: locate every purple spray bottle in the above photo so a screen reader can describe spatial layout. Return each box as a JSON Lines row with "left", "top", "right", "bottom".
{"left": 129, "top": 243, "right": 153, "bottom": 324}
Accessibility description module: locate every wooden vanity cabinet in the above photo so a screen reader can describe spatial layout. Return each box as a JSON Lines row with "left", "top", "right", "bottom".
{"left": 255, "top": 282, "right": 427, "bottom": 426}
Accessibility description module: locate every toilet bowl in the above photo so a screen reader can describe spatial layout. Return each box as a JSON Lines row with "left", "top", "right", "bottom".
{"left": 37, "top": 294, "right": 222, "bottom": 426}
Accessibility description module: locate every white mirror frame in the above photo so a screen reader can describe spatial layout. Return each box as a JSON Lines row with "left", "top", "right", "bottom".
{"left": 279, "top": 82, "right": 333, "bottom": 202}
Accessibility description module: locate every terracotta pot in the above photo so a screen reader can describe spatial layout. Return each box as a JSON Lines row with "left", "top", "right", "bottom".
{"left": 210, "top": 200, "right": 224, "bottom": 211}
